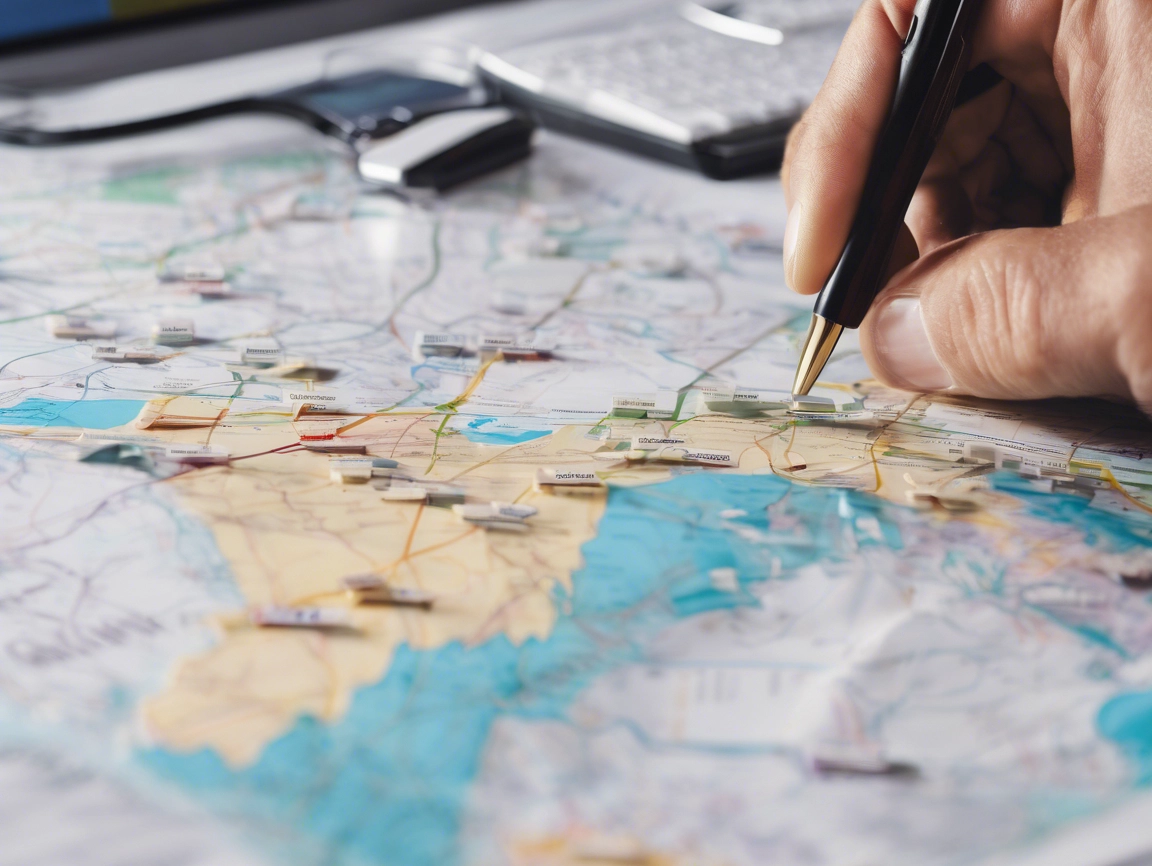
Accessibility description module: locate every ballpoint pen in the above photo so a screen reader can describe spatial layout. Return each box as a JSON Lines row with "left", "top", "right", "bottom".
{"left": 792, "top": 0, "right": 986, "bottom": 396}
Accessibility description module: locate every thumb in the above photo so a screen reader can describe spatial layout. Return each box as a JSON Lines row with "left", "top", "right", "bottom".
{"left": 858, "top": 208, "right": 1152, "bottom": 404}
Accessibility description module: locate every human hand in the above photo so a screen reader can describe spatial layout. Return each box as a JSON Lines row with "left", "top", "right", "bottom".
{"left": 781, "top": 0, "right": 1152, "bottom": 408}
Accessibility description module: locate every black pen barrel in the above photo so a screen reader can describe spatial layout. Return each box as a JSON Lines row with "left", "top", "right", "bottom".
{"left": 813, "top": 0, "right": 981, "bottom": 329}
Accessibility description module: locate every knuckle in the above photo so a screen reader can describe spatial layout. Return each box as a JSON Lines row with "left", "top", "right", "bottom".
{"left": 997, "top": 251, "right": 1051, "bottom": 388}
{"left": 939, "top": 235, "right": 1049, "bottom": 395}
{"left": 1110, "top": 234, "right": 1152, "bottom": 323}
{"left": 1109, "top": 217, "right": 1152, "bottom": 398}
{"left": 928, "top": 216, "right": 1150, "bottom": 402}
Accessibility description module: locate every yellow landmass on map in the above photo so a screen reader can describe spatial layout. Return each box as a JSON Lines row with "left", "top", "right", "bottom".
{"left": 139, "top": 413, "right": 616, "bottom": 765}
{"left": 510, "top": 833, "right": 684, "bottom": 866}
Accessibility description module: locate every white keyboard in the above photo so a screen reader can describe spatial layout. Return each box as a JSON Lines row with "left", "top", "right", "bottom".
{"left": 479, "top": 0, "right": 856, "bottom": 146}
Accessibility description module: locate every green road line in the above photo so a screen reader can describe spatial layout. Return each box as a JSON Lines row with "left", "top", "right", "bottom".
{"left": 426, "top": 413, "right": 454, "bottom": 473}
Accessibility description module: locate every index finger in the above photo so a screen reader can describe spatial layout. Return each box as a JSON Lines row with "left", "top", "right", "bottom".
{"left": 781, "top": 0, "right": 915, "bottom": 295}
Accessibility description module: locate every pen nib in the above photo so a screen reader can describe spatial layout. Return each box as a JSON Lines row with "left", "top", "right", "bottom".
{"left": 792, "top": 314, "right": 843, "bottom": 397}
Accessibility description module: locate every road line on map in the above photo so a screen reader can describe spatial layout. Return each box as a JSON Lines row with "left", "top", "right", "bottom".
{"left": 0, "top": 290, "right": 131, "bottom": 326}
{"left": 401, "top": 528, "right": 482, "bottom": 571}
{"left": 866, "top": 394, "right": 926, "bottom": 493}
{"left": 159, "top": 174, "right": 323, "bottom": 267}
{"left": 307, "top": 631, "right": 343, "bottom": 719}
{"left": 384, "top": 413, "right": 435, "bottom": 460}
{"left": 752, "top": 427, "right": 787, "bottom": 475}
{"left": 1064, "top": 424, "right": 1152, "bottom": 515}
{"left": 236, "top": 172, "right": 326, "bottom": 221}
{"left": 203, "top": 372, "right": 247, "bottom": 446}
{"left": 376, "top": 218, "right": 442, "bottom": 350}
{"left": 467, "top": 576, "right": 555, "bottom": 647}
{"left": 443, "top": 354, "right": 502, "bottom": 409}
{"left": 424, "top": 354, "right": 503, "bottom": 471}
{"left": 678, "top": 316, "right": 799, "bottom": 398}
{"left": 336, "top": 389, "right": 429, "bottom": 435}
{"left": 376, "top": 520, "right": 480, "bottom": 578}
{"left": 445, "top": 453, "right": 532, "bottom": 485}
{"left": 399, "top": 500, "right": 426, "bottom": 566}
{"left": 0, "top": 345, "right": 78, "bottom": 377}
{"left": 529, "top": 266, "right": 594, "bottom": 330}
{"left": 426, "top": 415, "right": 454, "bottom": 474}
{"left": 1107, "top": 480, "right": 1152, "bottom": 516}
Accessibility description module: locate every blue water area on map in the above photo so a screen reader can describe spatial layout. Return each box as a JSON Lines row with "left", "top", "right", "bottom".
{"left": 139, "top": 474, "right": 897, "bottom": 866}
{"left": 993, "top": 472, "right": 1152, "bottom": 656}
{"left": 1098, "top": 692, "right": 1152, "bottom": 783}
{"left": 0, "top": 398, "right": 144, "bottom": 429}
{"left": 992, "top": 474, "right": 1152, "bottom": 551}
{"left": 1005, "top": 470, "right": 1152, "bottom": 781}
{"left": 458, "top": 416, "right": 551, "bottom": 445}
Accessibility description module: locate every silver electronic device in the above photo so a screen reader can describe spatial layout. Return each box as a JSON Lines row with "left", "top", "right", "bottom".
{"left": 478, "top": 0, "right": 858, "bottom": 178}
{"left": 358, "top": 106, "right": 534, "bottom": 190}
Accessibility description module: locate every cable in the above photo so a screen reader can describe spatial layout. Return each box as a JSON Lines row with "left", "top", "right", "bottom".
{"left": 0, "top": 36, "right": 497, "bottom": 150}
{"left": 0, "top": 95, "right": 358, "bottom": 147}
{"left": 0, "top": 43, "right": 486, "bottom": 149}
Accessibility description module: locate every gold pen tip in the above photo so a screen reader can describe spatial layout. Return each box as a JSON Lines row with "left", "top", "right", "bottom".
{"left": 792, "top": 314, "right": 844, "bottom": 397}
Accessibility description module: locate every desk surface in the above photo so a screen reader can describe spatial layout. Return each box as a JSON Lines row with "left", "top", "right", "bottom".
{"left": 3, "top": 5, "right": 1152, "bottom": 866}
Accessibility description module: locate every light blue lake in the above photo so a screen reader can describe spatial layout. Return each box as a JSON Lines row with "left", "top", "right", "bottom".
{"left": 0, "top": 398, "right": 145, "bottom": 429}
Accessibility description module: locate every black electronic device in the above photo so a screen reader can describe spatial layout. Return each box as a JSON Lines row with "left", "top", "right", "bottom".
{"left": 477, "top": 0, "right": 858, "bottom": 179}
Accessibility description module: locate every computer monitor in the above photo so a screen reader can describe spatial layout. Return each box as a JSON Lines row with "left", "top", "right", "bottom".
{"left": 0, "top": 0, "right": 497, "bottom": 90}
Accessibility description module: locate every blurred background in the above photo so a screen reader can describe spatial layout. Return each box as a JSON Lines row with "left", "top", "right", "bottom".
{"left": 0, "top": 0, "right": 857, "bottom": 184}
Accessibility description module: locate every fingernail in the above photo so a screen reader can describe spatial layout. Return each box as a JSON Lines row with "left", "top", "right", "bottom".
{"left": 871, "top": 297, "right": 953, "bottom": 391}
{"left": 783, "top": 200, "right": 802, "bottom": 288}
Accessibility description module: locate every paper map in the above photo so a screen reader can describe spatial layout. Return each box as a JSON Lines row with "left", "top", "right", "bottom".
{"left": 4, "top": 121, "right": 1152, "bottom": 866}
